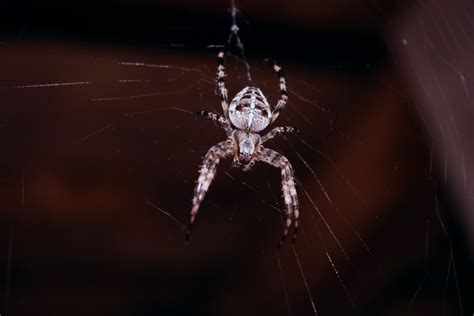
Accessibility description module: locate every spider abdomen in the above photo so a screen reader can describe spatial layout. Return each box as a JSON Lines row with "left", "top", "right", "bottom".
{"left": 229, "top": 86, "right": 272, "bottom": 132}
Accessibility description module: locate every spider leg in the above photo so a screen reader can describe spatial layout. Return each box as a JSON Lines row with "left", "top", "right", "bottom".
{"left": 186, "top": 139, "right": 237, "bottom": 241}
{"left": 217, "top": 51, "right": 230, "bottom": 118}
{"left": 265, "top": 58, "right": 288, "bottom": 124}
{"left": 195, "top": 110, "right": 232, "bottom": 135}
{"left": 260, "top": 126, "right": 299, "bottom": 144}
{"left": 256, "top": 147, "right": 299, "bottom": 248}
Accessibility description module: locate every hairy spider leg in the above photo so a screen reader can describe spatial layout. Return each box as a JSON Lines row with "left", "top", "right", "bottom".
{"left": 195, "top": 110, "right": 232, "bottom": 136}
{"left": 186, "top": 139, "right": 236, "bottom": 241}
{"left": 217, "top": 51, "right": 230, "bottom": 118}
{"left": 265, "top": 59, "right": 288, "bottom": 124}
{"left": 261, "top": 126, "right": 299, "bottom": 144}
{"left": 256, "top": 147, "right": 299, "bottom": 247}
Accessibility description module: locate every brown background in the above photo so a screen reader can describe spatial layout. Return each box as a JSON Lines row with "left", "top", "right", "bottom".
{"left": 0, "top": 0, "right": 472, "bottom": 315}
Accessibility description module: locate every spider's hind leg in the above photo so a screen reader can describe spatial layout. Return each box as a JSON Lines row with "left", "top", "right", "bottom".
{"left": 261, "top": 126, "right": 299, "bottom": 144}
{"left": 217, "top": 51, "right": 230, "bottom": 118}
{"left": 265, "top": 58, "right": 288, "bottom": 124}
{"left": 195, "top": 110, "right": 232, "bottom": 135}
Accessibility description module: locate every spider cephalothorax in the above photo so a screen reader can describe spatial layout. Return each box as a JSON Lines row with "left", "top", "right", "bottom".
{"left": 232, "top": 129, "right": 260, "bottom": 168}
{"left": 187, "top": 51, "right": 299, "bottom": 248}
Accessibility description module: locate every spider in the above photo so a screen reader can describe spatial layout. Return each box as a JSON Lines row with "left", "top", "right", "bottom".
{"left": 186, "top": 51, "right": 299, "bottom": 248}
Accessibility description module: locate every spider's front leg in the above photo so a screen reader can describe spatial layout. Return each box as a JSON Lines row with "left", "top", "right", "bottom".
{"left": 261, "top": 126, "right": 299, "bottom": 144}
{"left": 256, "top": 147, "right": 299, "bottom": 248}
{"left": 186, "top": 139, "right": 237, "bottom": 241}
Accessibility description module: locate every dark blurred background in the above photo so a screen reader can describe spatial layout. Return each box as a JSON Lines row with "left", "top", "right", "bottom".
{"left": 0, "top": 0, "right": 473, "bottom": 315}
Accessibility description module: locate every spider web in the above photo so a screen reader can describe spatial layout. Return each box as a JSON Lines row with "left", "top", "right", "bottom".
{"left": 0, "top": 1, "right": 472, "bottom": 315}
